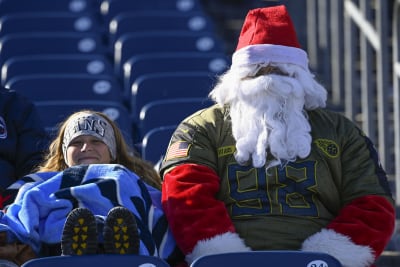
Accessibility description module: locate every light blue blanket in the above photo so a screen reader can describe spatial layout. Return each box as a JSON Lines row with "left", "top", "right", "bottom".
{"left": 0, "top": 164, "right": 176, "bottom": 260}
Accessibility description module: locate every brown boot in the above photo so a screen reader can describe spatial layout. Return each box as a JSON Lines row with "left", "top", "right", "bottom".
{"left": 0, "top": 232, "right": 37, "bottom": 266}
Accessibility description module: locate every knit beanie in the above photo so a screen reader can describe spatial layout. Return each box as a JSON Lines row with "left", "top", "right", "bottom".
{"left": 62, "top": 112, "right": 116, "bottom": 164}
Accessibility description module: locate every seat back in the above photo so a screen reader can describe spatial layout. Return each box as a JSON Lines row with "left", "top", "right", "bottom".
{"left": 0, "top": 0, "right": 96, "bottom": 16}
{"left": 141, "top": 126, "right": 176, "bottom": 165}
{"left": 34, "top": 100, "right": 133, "bottom": 145}
{"left": 108, "top": 10, "right": 215, "bottom": 46}
{"left": 0, "top": 32, "right": 107, "bottom": 67}
{"left": 0, "top": 12, "right": 103, "bottom": 37}
{"left": 100, "top": 0, "right": 205, "bottom": 24}
{"left": 139, "top": 97, "right": 213, "bottom": 139}
{"left": 22, "top": 254, "right": 170, "bottom": 267}
{"left": 130, "top": 71, "right": 215, "bottom": 121}
{"left": 113, "top": 31, "right": 225, "bottom": 76}
{"left": 190, "top": 251, "right": 343, "bottom": 267}
{"left": 1, "top": 54, "right": 114, "bottom": 86}
{"left": 123, "top": 52, "right": 228, "bottom": 96}
{"left": 5, "top": 74, "right": 123, "bottom": 103}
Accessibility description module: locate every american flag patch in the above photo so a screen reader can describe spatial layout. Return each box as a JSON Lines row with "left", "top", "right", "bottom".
{"left": 165, "top": 141, "right": 190, "bottom": 160}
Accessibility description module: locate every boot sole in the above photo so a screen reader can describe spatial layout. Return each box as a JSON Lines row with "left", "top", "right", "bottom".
{"left": 61, "top": 207, "right": 98, "bottom": 256}
{"left": 103, "top": 206, "right": 140, "bottom": 254}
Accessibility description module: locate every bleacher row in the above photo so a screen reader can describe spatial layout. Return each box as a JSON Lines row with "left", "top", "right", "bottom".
{"left": 0, "top": 0, "right": 230, "bottom": 165}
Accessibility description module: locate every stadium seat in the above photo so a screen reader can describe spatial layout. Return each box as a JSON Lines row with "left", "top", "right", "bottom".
{"left": 100, "top": 0, "right": 205, "bottom": 24}
{"left": 22, "top": 254, "right": 170, "bottom": 267}
{"left": 34, "top": 100, "right": 133, "bottom": 144}
{"left": 138, "top": 97, "right": 213, "bottom": 139}
{"left": 0, "top": 12, "right": 103, "bottom": 37}
{"left": 113, "top": 31, "right": 225, "bottom": 76}
{"left": 190, "top": 251, "right": 342, "bottom": 267}
{"left": 141, "top": 125, "right": 176, "bottom": 165}
{"left": 130, "top": 71, "right": 216, "bottom": 121}
{"left": 0, "top": 32, "right": 108, "bottom": 68}
{"left": 1, "top": 54, "right": 114, "bottom": 86}
{"left": 0, "top": 0, "right": 98, "bottom": 16}
{"left": 122, "top": 52, "right": 229, "bottom": 97}
{"left": 108, "top": 10, "right": 215, "bottom": 46}
{"left": 5, "top": 74, "right": 124, "bottom": 103}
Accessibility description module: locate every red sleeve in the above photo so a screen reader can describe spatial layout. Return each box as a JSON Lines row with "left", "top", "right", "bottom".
{"left": 327, "top": 195, "right": 395, "bottom": 258}
{"left": 162, "top": 163, "right": 236, "bottom": 254}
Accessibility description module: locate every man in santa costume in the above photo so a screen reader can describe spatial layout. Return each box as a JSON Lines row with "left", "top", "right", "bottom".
{"left": 160, "top": 5, "right": 395, "bottom": 267}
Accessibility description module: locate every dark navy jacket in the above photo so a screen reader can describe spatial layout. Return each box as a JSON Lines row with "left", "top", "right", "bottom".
{"left": 0, "top": 87, "right": 49, "bottom": 194}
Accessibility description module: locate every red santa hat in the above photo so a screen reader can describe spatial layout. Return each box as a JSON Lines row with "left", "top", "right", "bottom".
{"left": 231, "top": 5, "right": 309, "bottom": 70}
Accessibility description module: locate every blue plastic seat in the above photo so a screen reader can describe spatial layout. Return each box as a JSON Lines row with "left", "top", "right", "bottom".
{"left": 130, "top": 71, "right": 215, "bottom": 122}
{"left": 5, "top": 74, "right": 123, "bottom": 103}
{"left": 34, "top": 100, "right": 133, "bottom": 145}
{"left": 100, "top": 0, "right": 205, "bottom": 24}
{"left": 21, "top": 254, "right": 170, "bottom": 267}
{"left": 108, "top": 10, "right": 215, "bottom": 46}
{"left": 122, "top": 52, "right": 229, "bottom": 98}
{"left": 113, "top": 31, "right": 225, "bottom": 76}
{"left": 0, "top": 0, "right": 97, "bottom": 16}
{"left": 0, "top": 32, "right": 108, "bottom": 68}
{"left": 190, "top": 251, "right": 342, "bottom": 267}
{"left": 141, "top": 125, "right": 177, "bottom": 165}
{"left": 138, "top": 97, "right": 213, "bottom": 139}
{"left": 1, "top": 54, "right": 114, "bottom": 86}
{"left": 0, "top": 12, "right": 103, "bottom": 37}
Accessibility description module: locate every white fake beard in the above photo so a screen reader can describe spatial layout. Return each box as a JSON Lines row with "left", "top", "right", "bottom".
{"left": 210, "top": 64, "right": 327, "bottom": 168}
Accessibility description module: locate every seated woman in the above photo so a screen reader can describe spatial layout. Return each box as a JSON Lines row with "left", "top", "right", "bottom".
{"left": 0, "top": 110, "right": 178, "bottom": 266}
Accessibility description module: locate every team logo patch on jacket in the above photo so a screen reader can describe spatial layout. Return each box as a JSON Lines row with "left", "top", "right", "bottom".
{"left": 0, "top": 116, "right": 7, "bottom": 139}
{"left": 314, "top": 139, "right": 339, "bottom": 158}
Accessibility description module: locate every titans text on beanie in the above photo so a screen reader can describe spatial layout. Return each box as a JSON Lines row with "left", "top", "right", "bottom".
{"left": 62, "top": 112, "right": 117, "bottom": 163}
